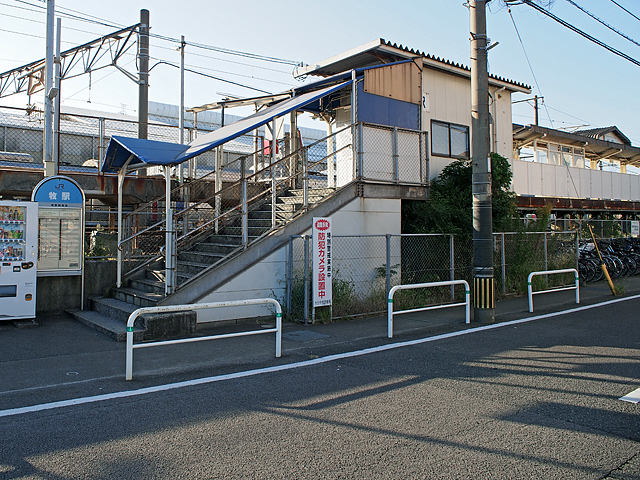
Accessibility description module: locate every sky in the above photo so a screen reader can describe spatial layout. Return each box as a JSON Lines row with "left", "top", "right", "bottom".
{"left": 1, "top": 0, "right": 639, "bottom": 144}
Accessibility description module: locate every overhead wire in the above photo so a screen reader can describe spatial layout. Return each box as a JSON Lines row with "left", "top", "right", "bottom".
{"left": 517, "top": 0, "right": 640, "bottom": 67}
{"left": 507, "top": 6, "right": 555, "bottom": 127}
{"left": 609, "top": 0, "right": 640, "bottom": 23}
{"left": 8, "top": 0, "right": 303, "bottom": 67}
{"left": 564, "top": 0, "right": 640, "bottom": 49}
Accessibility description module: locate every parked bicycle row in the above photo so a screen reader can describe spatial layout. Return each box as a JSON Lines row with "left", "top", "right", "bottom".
{"left": 579, "top": 237, "right": 640, "bottom": 282}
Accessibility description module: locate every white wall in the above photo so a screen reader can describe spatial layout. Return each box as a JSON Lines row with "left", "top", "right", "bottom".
{"left": 421, "top": 68, "right": 514, "bottom": 180}
{"left": 511, "top": 159, "right": 640, "bottom": 201}
{"left": 196, "top": 197, "right": 401, "bottom": 322}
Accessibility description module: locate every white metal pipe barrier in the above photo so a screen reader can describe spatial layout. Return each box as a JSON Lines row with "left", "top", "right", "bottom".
{"left": 388, "top": 280, "right": 470, "bottom": 338}
{"left": 126, "top": 298, "right": 282, "bottom": 380}
{"left": 527, "top": 268, "right": 579, "bottom": 313}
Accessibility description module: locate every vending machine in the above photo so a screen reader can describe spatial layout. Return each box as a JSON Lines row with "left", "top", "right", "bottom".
{"left": 0, "top": 201, "right": 38, "bottom": 320}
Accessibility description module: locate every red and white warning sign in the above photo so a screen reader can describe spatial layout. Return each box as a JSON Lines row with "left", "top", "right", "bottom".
{"left": 313, "top": 217, "right": 332, "bottom": 307}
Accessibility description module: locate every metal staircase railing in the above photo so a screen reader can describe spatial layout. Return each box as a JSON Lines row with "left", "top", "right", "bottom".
{"left": 117, "top": 124, "right": 355, "bottom": 290}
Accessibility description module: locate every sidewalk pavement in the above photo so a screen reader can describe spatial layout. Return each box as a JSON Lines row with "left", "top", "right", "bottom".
{"left": 0, "top": 274, "right": 637, "bottom": 395}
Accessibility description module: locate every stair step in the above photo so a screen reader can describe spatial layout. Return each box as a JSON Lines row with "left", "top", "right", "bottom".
{"left": 112, "top": 287, "right": 163, "bottom": 308}
{"left": 129, "top": 278, "right": 166, "bottom": 295}
{"left": 91, "top": 296, "right": 139, "bottom": 323}
{"left": 178, "top": 251, "right": 226, "bottom": 264}
{"left": 146, "top": 269, "right": 165, "bottom": 282}
{"left": 193, "top": 242, "right": 242, "bottom": 255}
{"left": 177, "top": 260, "right": 210, "bottom": 275}
{"left": 67, "top": 309, "right": 145, "bottom": 342}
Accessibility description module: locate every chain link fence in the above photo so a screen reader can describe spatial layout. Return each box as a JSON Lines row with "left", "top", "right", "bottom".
{"left": 0, "top": 105, "right": 323, "bottom": 177}
{"left": 286, "top": 231, "right": 584, "bottom": 322}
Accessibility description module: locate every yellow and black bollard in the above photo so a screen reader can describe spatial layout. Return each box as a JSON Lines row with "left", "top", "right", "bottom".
{"left": 474, "top": 275, "right": 495, "bottom": 311}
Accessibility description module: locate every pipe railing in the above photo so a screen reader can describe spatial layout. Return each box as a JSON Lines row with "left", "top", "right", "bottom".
{"left": 527, "top": 268, "right": 579, "bottom": 313}
{"left": 388, "top": 280, "right": 471, "bottom": 338}
{"left": 125, "top": 298, "right": 282, "bottom": 380}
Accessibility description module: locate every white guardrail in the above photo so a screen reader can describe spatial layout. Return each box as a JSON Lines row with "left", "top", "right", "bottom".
{"left": 527, "top": 268, "right": 579, "bottom": 313}
{"left": 387, "top": 280, "right": 470, "bottom": 338}
{"left": 126, "top": 298, "right": 282, "bottom": 380}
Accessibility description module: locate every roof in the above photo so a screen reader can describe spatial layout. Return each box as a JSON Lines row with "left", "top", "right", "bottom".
{"left": 101, "top": 80, "right": 352, "bottom": 173}
{"left": 296, "top": 38, "right": 531, "bottom": 93}
{"left": 513, "top": 124, "right": 640, "bottom": 167}
{"left": 573, "top": 126, "right": 631, "bottom": 146}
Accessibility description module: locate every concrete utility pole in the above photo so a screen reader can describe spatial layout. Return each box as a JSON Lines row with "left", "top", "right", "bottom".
{"left": 53, "top": 17, "right": 61, "bottom": 175}
{"left": 470, "top": 0, "right": 495, "bottom": 322}
{"left": 43, "top": 0, "right": 55, "bottom": 177}
{"left": 138, "top": 9, "right": 150, "bottom": 141}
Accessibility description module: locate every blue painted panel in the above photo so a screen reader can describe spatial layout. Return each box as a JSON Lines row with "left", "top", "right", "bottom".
{"left": 356, "top": 82, "right": 419, "bottom": 130}
{"left": 32, "top": 176, "right": 84, "bottom": 205}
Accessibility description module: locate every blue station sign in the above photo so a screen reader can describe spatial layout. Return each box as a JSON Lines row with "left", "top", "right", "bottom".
{"left": 31, "top": 176, "right": 84, "bottom": 207}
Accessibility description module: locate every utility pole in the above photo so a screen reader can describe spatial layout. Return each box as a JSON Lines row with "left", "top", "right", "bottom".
{"left": 53, "top": 17, "right": 61, "bottom": 175}
{"left": 178, "top": 35, "right": 185, "bottom": 183}
{"left": 534, "top": 95, "right": 539, "bottom": 126}
{"left": 138, "top": 9, "right": 150, "bottom": 141}
{"left": 43, "top": 0, "right": 55, "bottom": 177}
{"left": 470, "top": 0, "right": 495, "bottom": 322}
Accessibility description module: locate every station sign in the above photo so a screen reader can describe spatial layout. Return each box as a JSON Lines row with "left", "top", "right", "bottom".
{"left": 31, "top": 176, "right": 85, "bottom": 276}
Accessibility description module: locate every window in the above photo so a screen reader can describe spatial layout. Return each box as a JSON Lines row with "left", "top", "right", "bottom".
{"left": 431, "top": 120, "right": 469, "bottom": 158}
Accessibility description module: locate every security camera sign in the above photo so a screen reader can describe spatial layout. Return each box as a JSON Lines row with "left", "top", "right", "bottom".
{"left": 313, "top": 217, "right": 332, "bottom": 307}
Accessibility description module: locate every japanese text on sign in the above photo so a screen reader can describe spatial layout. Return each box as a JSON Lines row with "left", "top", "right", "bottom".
{"left": 313, "top": 217, "right": 332, "bottom": 307}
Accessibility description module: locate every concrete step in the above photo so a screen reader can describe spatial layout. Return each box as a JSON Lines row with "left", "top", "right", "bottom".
{"left": 177, "top": 260, "right": 209, "bottom": 275}
{"left": 192, "top": 242, "right": 242, "bottom": 255}
{"left": 71, "top": 296, "right": 197, "bottom": 342}
{"left": 113, "top": 287, "right": 164, "bottom": 308}
{"left": 129, "top": 277, "right": 165, "bottom": 295}
{"left": 178, "top": 250, "right": 225, "bottom": 265}
{"left": 91, "top": 296, "right": 138, "bottom": 323}
{"left": 67, "top": 309, "right": 145, "bottom": 342}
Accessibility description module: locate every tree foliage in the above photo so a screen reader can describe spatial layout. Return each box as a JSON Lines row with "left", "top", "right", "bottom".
{"left": 402, "top": 153, "right": 517, "bottom": 235}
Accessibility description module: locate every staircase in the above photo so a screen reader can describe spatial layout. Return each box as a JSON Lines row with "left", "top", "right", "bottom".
{"left": 68, "top": 187, "right": 336, "bottom": 341}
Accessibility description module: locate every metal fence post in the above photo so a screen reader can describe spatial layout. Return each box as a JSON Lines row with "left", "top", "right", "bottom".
{"left": 450, "top": 234, "right": 455, "bottom": 300}
{"left": 392, "top": 127, "right": 399, "bottom": 183}
{"left": 386, "top": 234, "right": 391, "bottom": 299}
{"left": 241, "top": 159, "right": 248, "bottom": 248}
{"left": 575, "top": 231, "right": 580, "bottom": 271}
{"left": 501, "top": 233, "right": 506, "bottom": 294}
{"left": 544, "top": 232, "right": 548, "bottom": 287}
{"left": 304, "top": 235, "right": 309, "bottom": 324}
{"left": 98, "top": 117, "right": 105, "bottom": 175}
{"left": 303, "top": 147, "right": 308, "bottom": 211}
{"left": 357, "top": 122, "right": 364, "bottom": 180}
{"left": 287, "top": 236, "right": 293, "bottom": 314}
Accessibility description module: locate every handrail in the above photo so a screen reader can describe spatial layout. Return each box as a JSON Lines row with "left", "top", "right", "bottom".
{"left": 388, "top": 280, "right": 471, "bottom": 338}
{"left": 527, "top": 268, "right": 579, "bottom": 313}
{"left": 125, "top": 298, "right": 282, "bottom": 380}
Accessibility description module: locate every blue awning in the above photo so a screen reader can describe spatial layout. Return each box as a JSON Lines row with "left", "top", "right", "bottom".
{"left": 101, "top": 80, "right": 352, "bottom": 173}
{"left": 102, "top": 136, "right": 189, "bottom": 173}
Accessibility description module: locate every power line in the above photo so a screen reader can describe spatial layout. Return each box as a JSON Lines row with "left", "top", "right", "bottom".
{"left": 0, "top": 27, "right": 42, "bottom": 38}
{"left": 564, "top": 0, "right": 640, "bottom": 49}
{"left": 609, "top": 0, "right": 640, "bottom": 23}
{"left": 149, "top": 60, "right": 272, "bottom": 95}
{"left": 516, "top": 0, "right": 640, "bottom": 67}
{"left": 149, "top": 55, "right": 295, "bottom": 88}
{"left": 8, "top": 0, "right": 304, "bottom": 68}
{"left": 150, "top": 42, "right": 292, "bottom": 75}
{"left": 507, "top": 6, "right": 555, "bottom": 127}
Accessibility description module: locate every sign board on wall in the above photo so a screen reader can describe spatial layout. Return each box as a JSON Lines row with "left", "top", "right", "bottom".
{"left": 31, "top": 175, "right": 85, "bottom": 276}
{"left": 632, "top": 221, "right": 639, "bottom": 237}
{"left": 312, "top": 217, "right": 332, "bottom": 307}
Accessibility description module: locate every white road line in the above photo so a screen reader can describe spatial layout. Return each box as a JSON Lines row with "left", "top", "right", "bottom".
{"left": 2, "top": 293, "right": 640, "bottom": 418}
{"left": 620, "top": 387, "right": 640, "bottom": 404}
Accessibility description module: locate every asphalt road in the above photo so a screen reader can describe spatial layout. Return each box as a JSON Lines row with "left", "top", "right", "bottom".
{"left": 0, "top": 297, "right": 639, "bottom": 479}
